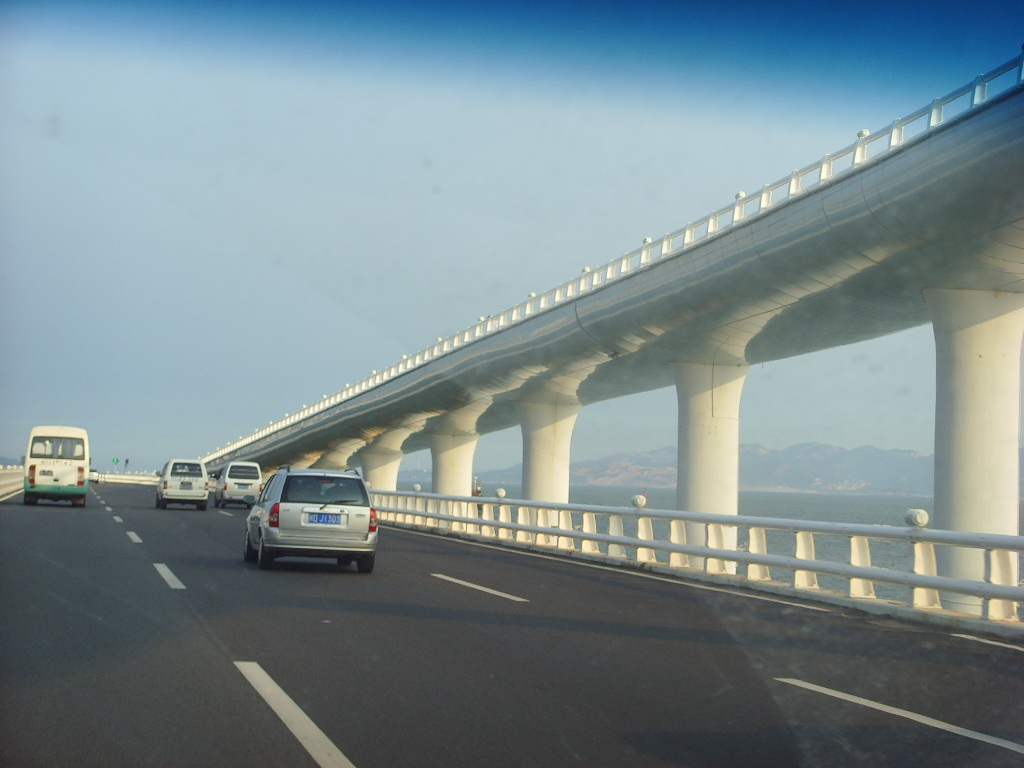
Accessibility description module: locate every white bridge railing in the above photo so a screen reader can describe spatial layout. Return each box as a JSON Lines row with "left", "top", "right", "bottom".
{"left": 0, "top": 467, "right": 23, "bottom": 498}
{"left": 205, "top": 52, "right": 1024, "bottom": 464}
{"left": 374, "top": 489, "right": 1024, "bottom": 636}
{"left": 0, "top": 468, "right": 158, "bottom": 499}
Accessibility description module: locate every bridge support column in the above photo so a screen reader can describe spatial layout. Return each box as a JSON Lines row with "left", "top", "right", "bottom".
{"left": 357, "top": 448, "right": 404, "bottom": 492}
{"left": 428, "top": 431, "right": 479, "bottom": 496}
{"left": 311, "top": 438, "right": 364, "bottom": 470}
{"left": 926, "top": 289, "right": 1024, "bottom": 615}
{"left": 518, "top": 397, "right": 581, "bottom": 503}
{"left": 287, "top": 451, "right": 323, "bottom": 469}
{"left": 674, "top": 362, "right": 748, "bottom": 572}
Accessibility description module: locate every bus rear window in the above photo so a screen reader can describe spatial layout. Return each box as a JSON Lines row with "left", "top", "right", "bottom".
{"left": 228, "top": 466, "right": 260, "bottom": 479}
{"left": 171, "top": 463, "right": 203, "bottom": 476}
{"left": 30, "top": 437, "right": 85, "bottom": 460}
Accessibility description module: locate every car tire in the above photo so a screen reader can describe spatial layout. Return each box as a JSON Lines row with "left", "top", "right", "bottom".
{"left": 356, "top": 553, "right": 375, "bottom": 574}
{"left": 23, "top": 494, "right": 37, "bottom": 506}
{"left": 197, "top": 501, "right": 207, "bottom": 510}
{"left": 257, "top": 537, "right": 274, "bottom": 570}
{"left": 243, "top": 530, "right": 258, "bottom": 563}
{"left": 73, "top": 496, "right": 86, "bottom": 508}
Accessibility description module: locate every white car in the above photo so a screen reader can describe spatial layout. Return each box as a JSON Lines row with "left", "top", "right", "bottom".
{"left": 215, "top": 461, "right": 263, "bottom": 508}
{"left": 244, "top": 467, "right": 377, "bottom": 572}
{"left": 156, "top": 459, "right": 209, "bottom": 510}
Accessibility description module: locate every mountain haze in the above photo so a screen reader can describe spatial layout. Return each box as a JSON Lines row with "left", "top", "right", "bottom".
{"left": 468, "top": 443, "right": 935, "bottom": 495}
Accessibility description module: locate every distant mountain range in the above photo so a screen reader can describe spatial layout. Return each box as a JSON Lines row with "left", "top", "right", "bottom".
{"left": 404, "top": 443, "right": 938, "bottom": 495}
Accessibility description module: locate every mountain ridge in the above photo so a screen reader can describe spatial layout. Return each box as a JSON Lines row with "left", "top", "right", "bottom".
{"left": 456, "top": 442, "right": 938, "bottom": 495}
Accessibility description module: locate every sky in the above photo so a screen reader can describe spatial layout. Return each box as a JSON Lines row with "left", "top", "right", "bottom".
{"left": 1, "top": 0, "right": 1021, "bottom": 473}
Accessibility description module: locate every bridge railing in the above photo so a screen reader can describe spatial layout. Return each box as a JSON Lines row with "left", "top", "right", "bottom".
{"left": 0, "top": 467, "right": 158, "bottom": 500}
{"left": 374, "top": 489, "right": 1024, "bottom": 634}
{"left": 0, "top": 467, "right": 23, "bottom": 498}
{"left": 204, "top": 50, "right": 1024, "bottom": 466}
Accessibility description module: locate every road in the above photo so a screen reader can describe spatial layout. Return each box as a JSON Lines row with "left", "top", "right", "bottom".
{"left": 2, "top": 483, "right": 1023, "bottom": 767}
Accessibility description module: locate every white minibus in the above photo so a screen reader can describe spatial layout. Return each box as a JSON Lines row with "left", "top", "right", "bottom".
{"left": 23, "top": 425, "right": 90, "bottom": 506}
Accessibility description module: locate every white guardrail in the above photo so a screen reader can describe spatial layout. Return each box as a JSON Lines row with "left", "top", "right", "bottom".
{"left": 206, "top": 51, "right": 1024, "bottom": 464}
{"left": 373, "top": 489, "right": 1024, "bottom": 637}
{"left": 0, "top": 468, "right": 158, "bottom": 498}
{"left": 0, "top": 467, "right": 23, "bottom": 498}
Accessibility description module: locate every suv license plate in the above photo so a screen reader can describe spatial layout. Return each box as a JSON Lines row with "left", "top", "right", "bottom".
{"left": 180, "top": 482, "right": 192, "bottom": 490}
{"left": 309, "top": 513, "right": 341, "bottom": 525}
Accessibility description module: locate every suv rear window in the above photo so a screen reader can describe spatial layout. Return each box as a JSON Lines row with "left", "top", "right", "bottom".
{"left": 228, "top": 465, "right": 261, "bottom": 479}
{"left": 282, "top": 475, "right": 368, "bottom": 506}
{"left": 171, "top": 462, "right": 203, "bottom": 476}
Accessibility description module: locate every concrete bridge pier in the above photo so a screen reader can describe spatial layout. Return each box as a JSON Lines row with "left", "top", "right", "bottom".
{"left": 926, "top": 288, "right": 1024, "bottom": 614}
{"left": 673, "top": 361, "right": 748, "bottom": 572}
{"left": 357, "top": 446, "right": 405, "bottom": 491}
{"left": 518, "top": 394, "right": 582, "bottom": 504}
{"left": 427, "top": 427, "right": 479, "bottom": 496}
{"left": 287, "top": 451, "right": 325, "bottom": 469}
{"left": 311, "top": 438, "right": 365, "bottom": 470}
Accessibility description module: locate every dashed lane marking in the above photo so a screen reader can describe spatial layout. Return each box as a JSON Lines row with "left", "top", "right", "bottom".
{"left": 775, "top": 677, "right": 1024, "bottom": 755}
{"left": 153, "top": 563, "right": 186, "bottom": 590}
{"left": 432, "top": 573, "right": 529, "bottom": 602}
{"left": 235, "top": 661, "right": 357, "bottom": 768}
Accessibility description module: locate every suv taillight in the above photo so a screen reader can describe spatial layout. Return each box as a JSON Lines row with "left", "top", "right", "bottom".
{"left": 268, "top": 503, "right": 280, "bottom": 528}
{"left": 368, "top": 507, "right": 378, "bottom": 533}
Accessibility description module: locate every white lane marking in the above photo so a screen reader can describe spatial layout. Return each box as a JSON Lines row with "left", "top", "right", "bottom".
{"left": 216, "top": 509, "right": 233, "bottom": 517}
{"left": 112, "top": 515, "right": 123, "bottom": 523}
{"left": 951, "top": 633, "right": 1024, "bottom": 652}
{"left": 432, "top": 573, "right": 529, "bottom": 602}
{"left": 775, "top": 677, "right": 1024, "bottom": 755}
{"left": 399, "top": 528, "right": 830, "bottom": 612}
{"left": 127, "top": 531, "right": 143, "bottom": 544}
{"left": 104, "top": 505, "right": 113, "bottom": 512}
{"left": 235, "top": 661, "right": 356, "bottom": 768}
{"left": 153, "top": 563, "right": 186, "bottom": 590}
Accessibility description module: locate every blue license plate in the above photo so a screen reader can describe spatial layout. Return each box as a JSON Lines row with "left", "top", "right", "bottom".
{"left": 181, "top": 482, "right": 192, "bottom": 490}
{"left": 238, "top": 484, "right": 250, "bottom": 490}
{"left": 309, "top": 512, "right": 341, "bottom": 525}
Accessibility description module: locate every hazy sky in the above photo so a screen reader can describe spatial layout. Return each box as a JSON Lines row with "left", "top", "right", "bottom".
{"left": 1, "top": 1, "right": 1020, "bottom": 472}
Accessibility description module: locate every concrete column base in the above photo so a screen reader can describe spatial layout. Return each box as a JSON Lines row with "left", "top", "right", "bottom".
{"left": 926, "top": 288, "right": 1024, "bottom": 615}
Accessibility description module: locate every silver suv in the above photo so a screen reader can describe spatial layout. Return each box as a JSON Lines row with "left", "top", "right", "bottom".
{"left": 244, "top": 467, "right": 378, "bottom": 572}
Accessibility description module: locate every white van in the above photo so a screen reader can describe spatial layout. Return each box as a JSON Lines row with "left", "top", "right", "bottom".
{"left": 23, "top": 425, "right": 90, "bottom": 507}
{"left": 156, "top": 459, "right": 209, "bottom": 509}
{"left": 214, "top": 461, "right": 263, "bottom": 508}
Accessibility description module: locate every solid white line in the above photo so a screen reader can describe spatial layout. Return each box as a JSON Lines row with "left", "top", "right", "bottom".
{"left": 951, "top": 633, "right": 1024, "bottom": 652}
{"left": 234, "top": 661, "right": 356, "bottom": 768}
{"left": 127, "top": 531, "right": 143, "bottom": 544}
{"left": 775, "top": 677, "right": 1024, "bottom": 755}
{"left": 153, "top": 563, "right": 186, "bottom": 590}
{"left": 432, "top": 573, "right": 529, "bottom": 602}
{"left": 112, "top": 515, "right": 123, "bottom": 523}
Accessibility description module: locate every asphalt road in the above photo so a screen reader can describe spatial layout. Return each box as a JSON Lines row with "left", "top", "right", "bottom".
{"left": 2, "top": 483, "right": 1023, "bottom": 767}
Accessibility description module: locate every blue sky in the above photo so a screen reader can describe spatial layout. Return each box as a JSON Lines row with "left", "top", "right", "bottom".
{"left": 1, "top": 1, "right": 1020, "bottom": 471}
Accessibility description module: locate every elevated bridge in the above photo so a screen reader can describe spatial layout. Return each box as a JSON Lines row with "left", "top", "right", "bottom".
{"left": 203, "top": 51, "right": 1024, "bottom": 616}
